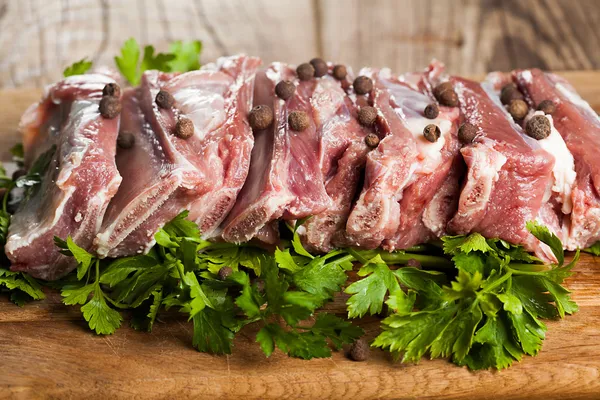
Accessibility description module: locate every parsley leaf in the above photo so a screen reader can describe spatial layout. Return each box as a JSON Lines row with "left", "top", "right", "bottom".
{"left": 168, "top": 40, "right": 202, "bottom": 72}
{"left": 63, "top": 59, "right": 93, "bottom": 77}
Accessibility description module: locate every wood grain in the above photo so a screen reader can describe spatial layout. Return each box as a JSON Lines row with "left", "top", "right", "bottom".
{"left": 1, "top": 72, "right": 600, "bottom": 399}
{"left": 0, "top": 0, "right": 599, "bottom": 88}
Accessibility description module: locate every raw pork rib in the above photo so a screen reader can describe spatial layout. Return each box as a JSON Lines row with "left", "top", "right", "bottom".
{"left": 448, "top": 75, "right": 557, "bottom": 260}
{"left": 514, "top": 69, "right": 600, "bottom": 250}
{"left": 221, "top": 63, "right": 345, "bottom": 243}
{"left": 6, "top": 74, "right": 122, "bottom": 280}
{"left": 345, "top": 63, "right": 461, "bottom": 250}
{"left": 95, "top": 55, "right": 259, "bottom": 257}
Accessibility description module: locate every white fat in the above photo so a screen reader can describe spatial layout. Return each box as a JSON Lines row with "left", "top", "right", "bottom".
{"left": 173, "top": 87, "right": 226, "bottom": 138}
{"left": 74, "top": 212, "right": 83, "bottom": 223}
{"left": 527, "top": 111, "right": 576, "bottom": 214}
{"left": 311, "top": 79, "right": 346, "bottom": 126}
{"left": 520, "top": 70, "right": 533, "bottom": 84}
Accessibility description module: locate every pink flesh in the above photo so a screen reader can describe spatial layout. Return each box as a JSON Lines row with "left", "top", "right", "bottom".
{"left": 448, "top": 76, "right": 556, "bottom": 260}
{"left": 221, "top": 63, "right": 335, "bottom": 243}
{"left": 95, "top": 55, "right": 259, "bottom": 257}
{"left": 6, "top": 74, "right": 122, "bottom": 280}
{"left": 514, "top": 69, "right": 600, "bottom": 249}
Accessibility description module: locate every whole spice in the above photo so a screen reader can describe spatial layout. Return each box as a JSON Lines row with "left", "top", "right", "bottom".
{"left": 364, "top": 133, "right": 380, "bottom": 148}
{"left": 332, "top": 64, "right": 347, "bottom": 80}
{"left": 155, "top": 90, "right": 175, "bottom": 109}
{"left": 275, "top": 80, "right": 296, "bottom": 100}
{"left": 526, "top": 115, "right": 551, "bottom": 140}
{"left": 99, "top": 96, "right": 121, "bottom": 119}
{"left": 500, "top": 83, "right": 524, "bottom": 105}
{"left": 508, "top": 99, "right": 529, "bottom": 120}
{"left": 424, "top": 103, "right": 439, "bottom": 119}
{"left": 248, "top": 105, "right": 274, "bottom": 130}
{"left": 310, "top": 58, "right": 328, "bottom": 78}
{"left": 358, "top": 106, "right": 378, "bottom": 126}
{"left": 102, "top": 83, "right": 121, "bottom": 98}
{"left": 296, "top": 63, "right": 315, "bottom": 81}
{"left": 353, "top": 76, "right": 373, "bottom": 95}
{"left": 433, "top": 82, "right": 458, "bottom": 107}
{"left": 288, "top": 110, "right": 310, "bottom": 131}
{"left": 458, "top": 123, "right": 478, "bottom": 144}
{"left": 218, "top": 266, "right": 233, "bottom": 281}
{"left": 117, "top": 131, "right": 135, "bottom": 149}
{"left": 537, "top": 99, "right": 556, "bottom": 115}
{"left": 423, "top": 124, "right": 441, "bottom": 143}
{"left": 175, "top": 116, "right": 195, "bottom": 139}
{"left": 348, "top": 339, "right": 370, "bottom": 361}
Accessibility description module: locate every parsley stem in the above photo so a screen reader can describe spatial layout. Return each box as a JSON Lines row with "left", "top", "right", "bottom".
{"left": 482, "top": 271, "right": 512, "bottom": 293}
{"left": 377, "top": 252, "right": 453, "bottom": 268}
{"left": 2, "top": 182, "right": 15, "bottom": 213}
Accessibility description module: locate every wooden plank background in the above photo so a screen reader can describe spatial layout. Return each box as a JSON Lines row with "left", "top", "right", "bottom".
{"left": 0, "top": 0, "right": 599, "bottom": 88}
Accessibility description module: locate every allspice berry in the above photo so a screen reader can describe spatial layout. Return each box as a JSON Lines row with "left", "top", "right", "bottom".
{"left": 275, "top": 80, "right": 296, "bottom": 100}
{"left": 458, "top": 123, "right": 478, "bottom": 144}
{"left": 155, "top": 90, "right": 175, "bottom": 109}
{"left": 525, "top": 115, "right": 551, "bottom": 140}
{"left": 296, "top": 63, "right": 315, "bottom": 81}
{"left": 433, "top": 82, "right": 458, "bottom": 107}
{"left": 175, "top": 116, "right": 195, "bottom": 139}
{"left": 117, "top": 131, "right": 135, "bottom": 149}
{"left": 500, "top": 83, "right": 524, "bottom": 105}
{"left": 424, "top": 103, "right": 439, "bottom": 119}
{"left": 423, "top": 124, "right": 441, "bottom": 143}
{"left": 99, "top": 96, "right": 121, "bottom": 119}
{"left": 332, "top": 65, "right": 347, "bottom": 80}
{"left": 248, "top": 105, "right": 274, "bottom": 130}
{"left": 218, "top": 266, "right": 233, "bottom": 281}
{"left": 288, "top": 110, "right": 310, "bottom": 132}
{"left": 102, "top": 83, "right": 121, "bottom": 98}
{"left": 353, "top": 76, "right": 373, "bottom": 95}
{"left": 358, "top": 106, "right": 377, "bottom": 126}
{"left": 537, "top": 99, "right": 556, "bottom": 115}
{"left": 348, "top": 339, "right": 370, "bottom": 362}
{"left": 508, "top": 99, "right": 529, "bottom": 120}
{"left": 310, "top": 58, "right": 328, "bottom": 78}
{"left": 364, "top": 133, "right": 380, "bottom": 148}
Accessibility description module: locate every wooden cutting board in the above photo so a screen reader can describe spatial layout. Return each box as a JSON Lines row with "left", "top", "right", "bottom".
{"left": 1, "top": 72, "right": 600, "bottom": 400}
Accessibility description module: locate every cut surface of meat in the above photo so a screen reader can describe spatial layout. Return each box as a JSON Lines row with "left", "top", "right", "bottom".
{"left": 514, "top": 69, "right": 600, "bottom": 250}
{"left": 6, "top": 74, "right": 122, "bottom": 280}
{"left": 95, "top": 55, "right": 260, "bottom": 257}
{"left": 345, "top": 63, "right": 462, "bottom": 250}
{"left": 448, "top": 75, "right": 556, "bottom": 260}
{"left": 221, "top": 63, "right": 341, "bottom": 243}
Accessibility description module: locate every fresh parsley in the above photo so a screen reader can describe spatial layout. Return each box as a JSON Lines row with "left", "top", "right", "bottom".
{"left": 63, "top": 59, "right": 93, "bottom": 77}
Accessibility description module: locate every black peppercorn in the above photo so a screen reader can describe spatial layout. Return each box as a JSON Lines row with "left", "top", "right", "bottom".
{"left": 458, "top": 123, "right": 478, "bottom": 144}
{"left": 102, "top": 83, "right": 121, "bottom": 98}
{"left": 433, "top": 82, "right": 458, "bottom": 107}
{"left": 537, "top": 100, "right": 556, "bottom": 115}
{"left": 117, "top": 131, "right": 135, "bottom": 149}
{"left": 348, "top": 339, "right": 370, "bottom": 361}
{"left": 332, "top": 65, "right": 347, "bottom": 80}
{"left": 310, "top": 58, "right": 328, "bottom": 78}
{"left": 288, "top": 110, "right": 310, "bottom": 131}
{"left": 500, "top": 83, "right": 524, "bottom": 105}
{"left": 99, "top": 96, "right": 121, "bottom": 119}
{"left": 353, "top": 76, "right": 373, "bottom": 95}
{"left": 275, "top": 80, "right": 296, "bottom": 100}
{"left": 218, "top": 266, "right": 233, "bottom": 281}
{"left": 424, "top": 103, "right": 439, "bottom": 119}
{"left": 526, "top": 115, "right": 551, "bottom": 140}
{"left": 248, "top": 105, "right": 274, "bottom": 130}
{"left": 155, "top": 90, "right": 175, "bottom": 109}
{"left": 364, "top": 133, "right": 380, "bottom": 148}
{"left": 423, "top": 124, "right": 441, "bottom": 143}
{"left": 175, "top": 117, "right": 195, "bottom": 139}
{"left": 296, "top": 63, "right": 315, "bottom": 81}
{"left": 508, "top": 99, "right": 529, "bottom": 120}
{"left": 358, "top": 106, "right": 377, "bottom": 126}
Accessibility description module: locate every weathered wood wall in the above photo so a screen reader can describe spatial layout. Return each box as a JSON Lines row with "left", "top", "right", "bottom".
{"left": 0, "top": 0, "right": 598, "bottom": 88}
